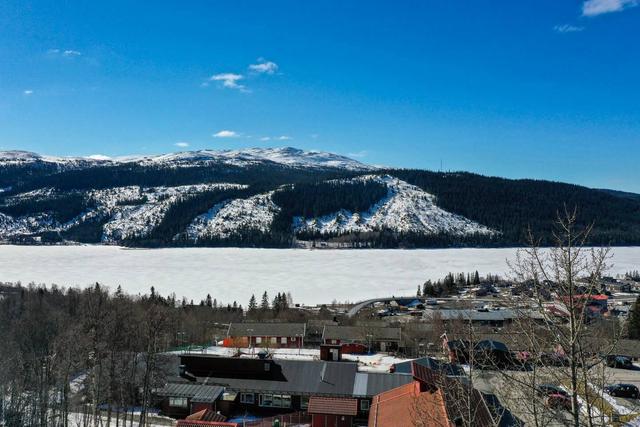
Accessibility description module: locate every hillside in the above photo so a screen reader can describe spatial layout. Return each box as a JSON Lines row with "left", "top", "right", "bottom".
{"left": 0, "top": 147, "right": 638, "bottom": 248}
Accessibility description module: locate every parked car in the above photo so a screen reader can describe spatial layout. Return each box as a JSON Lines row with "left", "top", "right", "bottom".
{"left": 604, "top": 384, "right": 639, "bottom": 399}
{"left": 538, "top": 352, "right": 569, "bottom": 367}
{"left": 544, "top": 393, "right": 572, "bottom": 410}
{"left": 536, "top": 384, "right": 568, "bottom": 398}
{"left": 605, "top": 355, "right": 634, "bottom": 369}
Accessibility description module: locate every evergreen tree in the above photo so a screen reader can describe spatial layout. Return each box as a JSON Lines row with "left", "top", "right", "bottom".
{"left": 628, "top": 296, "right": 640, "bottom": 339}
{"left": 473, "top": 270, "right": 480, "bottom": 285}
{"left": 248, "top": 294, "right": 257, "bottom": 312}
{"left": 417, "top": 285, "right": 422, "bottom": 297}
{"left": 261, "top": 291, "right": 270, "bottom": 310}
{"left": 205, "top": 293, "right": 213, "bottom": 307}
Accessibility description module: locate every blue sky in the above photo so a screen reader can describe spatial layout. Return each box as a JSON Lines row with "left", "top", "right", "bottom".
{"left": 1, "top": 1, "right": 639, "bottom": 192}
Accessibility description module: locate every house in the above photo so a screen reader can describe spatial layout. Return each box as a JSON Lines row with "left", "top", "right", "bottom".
{"left": 224, "top": 323, "right": 305, "bottom": 349}
{"left": 154, "top": 383, "right": 225, "bottom": 419}
{"left": 321, "top": 325, "right": 402, "bottom": 352}
{"left": 391, "top": 357, "right": 465, "bottom": 377}
{"left": 443, "top": 337, "right": 512, "bottom": 368}
{"left": 424, "top": 308, "right": 543, "bottom": 328}
{"left": 368, "top": 362, "right": 497, "bottom": 427}
{"left": 308, "top": 397, "right": 358, "bottom": 427}
{"left": 155, "top": 353, "right": 413, "bottom": 423}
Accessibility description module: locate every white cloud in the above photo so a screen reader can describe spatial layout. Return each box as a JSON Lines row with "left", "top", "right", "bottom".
{"left": 249, "top": 58, "right": 278, "bottom": 75}
{"left": 582, "top": 0, "right": 638, "bottom": 16}
{"left": 347, "top": 150, "right": 368, "bottom": 158}
{"left": 212, "top": 130, "right": 239, "bottom": 138}
{"left": 209, "top": 73, "right": 246, "bottom": 90}
{"left": 259, "top": 137, "right": 271, "bottom": 141}
{"left": 554, "top": 24, "right": 585, "bottom": 33}
{"left": 175, "top": 142, "right": 190, "bottom": 148}
{"left": 23, "top": 90, "right": 33, "bottom": 95}
{"left": 276, "top": 135, "right": 292, "bottom": 140}
{"left": 47, "top": 48, "right": 82, "bottom": 57}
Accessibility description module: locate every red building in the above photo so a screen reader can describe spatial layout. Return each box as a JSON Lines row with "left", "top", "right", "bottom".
{"left": 308, "top": 397, "right": 358, "bottom": 427}
{"left": 224, "top": 323, "right": 305, "bottom": 349}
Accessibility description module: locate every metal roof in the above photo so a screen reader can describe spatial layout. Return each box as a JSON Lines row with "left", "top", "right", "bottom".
{"left": 392, "top": 357, "right": 465, "bottom": 376}
{"left": 352, "top": 372, "right": 413, "bottom": 397}
{"left": 322, "top": 325, "right": 401, "bottom": 342}
{"left": 153, "top": 383, "right": 224, "bottom": 402}
{"left": 188, "top": 359, "right": 359, "bottom": 397}
{"left": 227, "top": 322, "right": 306, "bottom": 337}
{"left": 423, "top": 308, "right": 542, "bottom": 322}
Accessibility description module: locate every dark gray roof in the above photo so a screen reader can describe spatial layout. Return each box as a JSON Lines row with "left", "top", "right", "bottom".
{"left": 352, "top": 372, "right": 413, "bottom": 397}
{"left": 228, "top": 323, "right": 306, "bottom": 337}
{"left": 322, "top": 325, "right": 401, "bottom": 342}
{"left": 188, "top": 358, "right": 358, "bottom": 397}
{"left": 423, "top": 308, "right": 542, "bottom": 322}
{"left": 392, "top": 357, "right": 465, "bottom": 376}
{"left": 153, "top": 383, "right": 224, "bottom": 402}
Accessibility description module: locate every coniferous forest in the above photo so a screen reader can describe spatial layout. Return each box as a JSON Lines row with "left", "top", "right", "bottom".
{"left": 1, "top": 159, "right": 639, "bottom": 247}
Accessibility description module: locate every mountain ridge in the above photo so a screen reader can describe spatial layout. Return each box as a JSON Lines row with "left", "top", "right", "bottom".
{"left": 0, "top": 147, "right": 638, "bottom": 247}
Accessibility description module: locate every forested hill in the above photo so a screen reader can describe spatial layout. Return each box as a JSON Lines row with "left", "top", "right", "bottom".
{"left": 0, "top": 148, "right": 638, "bottom": 248}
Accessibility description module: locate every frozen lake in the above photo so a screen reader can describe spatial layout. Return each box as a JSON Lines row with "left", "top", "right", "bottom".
{"left": 0, "top": 245, "right": 638, "bottom": 305}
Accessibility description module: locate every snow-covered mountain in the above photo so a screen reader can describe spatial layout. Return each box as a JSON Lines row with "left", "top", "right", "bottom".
{"left": 3, "top": 146, "right": 630, "bottom": 247}
{"left": 0, "top": 147, "right": 375, "bottom": 171}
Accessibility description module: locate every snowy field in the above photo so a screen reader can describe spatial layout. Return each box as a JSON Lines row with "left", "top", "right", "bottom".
{"left": 0, "top": 245, "right": 638, "bottom": 305}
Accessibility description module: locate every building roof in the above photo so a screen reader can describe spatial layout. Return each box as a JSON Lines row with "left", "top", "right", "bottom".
{"left": 227, "top": 322, "right": 305, "bottom": 337}
{"left": 392, "top": 357, "right": 465, "bottom": 377}
{"left": 186, "top": 409, "right": 228, "bottom": 422}
{"left": 179, "top": 355, "right": 358, "bottom": 397}
{"left": 352, "top": 372, "right": 414, "bottom": 397}
{"left": 322, "top": 325, "right": 401, "bottom": 342}
{"left": 153, "top": 383, "right": 224, "bottom": 402}
{"left": 368, "top": 382, "right": 448, "bottom": 427}
{"left": 308, "top": 397, "right": 358, "bottom": 416}
{"left": 424, "top": 308, "right": 542, "bottom": 322}
{"left": 177, "top": 421, "right": 238, "bottom": 427}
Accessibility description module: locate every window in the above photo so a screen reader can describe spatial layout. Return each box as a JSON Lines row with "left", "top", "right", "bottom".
{"left": 256, "top": 337, "right": 262, "bottom": 344}
{"left": 281, "top": 337, "right": 287, "bottom": 344}
{"left": 240, "top": 393, "right": 255, "bottom": 404}
{"left": 169, "top": 397, "right": 188, "bottom": 408}
{"left": 259, "top": 394, "right": 292, "bottom": 408}
{"left": 270, "top": 337, "right": 277, "bottom": 345}
{"left": 300, "top": 396, "right": 310, "bottom": 409}
{"left": 360, "top": 399, "right": 371, "bottom": 411}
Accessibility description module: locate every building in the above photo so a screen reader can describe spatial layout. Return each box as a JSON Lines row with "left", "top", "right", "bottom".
{"left": 368, "top": 362, "right": 498, "bottom": 427}
{"left": 155, "top": 353, "right": 413, "bottom": 423}
{"left": 423, "top": 308, "right": 543, "bottom": 328}
{"left": 321, "top": 325, "right": 402, "bottom": 352}
{"left": 154, "top": 383, "right": 225, "bottom": 419}
{"left": 224, "top": 323, "right": 305, "bottom": 349}
{"left": 308, "top": 397, "right": 358, "bottom": 427}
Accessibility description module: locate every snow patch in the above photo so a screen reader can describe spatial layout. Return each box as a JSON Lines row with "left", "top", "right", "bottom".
{"left": 183, "top": 191, "right": 280, "bottom": 240}
{"left": 294, "top": 175, "right": 494, "bottom": 236}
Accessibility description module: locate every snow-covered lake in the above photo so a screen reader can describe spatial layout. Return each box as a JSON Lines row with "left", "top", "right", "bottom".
{"left": 0, "top": 245, "right": 638, "bottom": 305}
